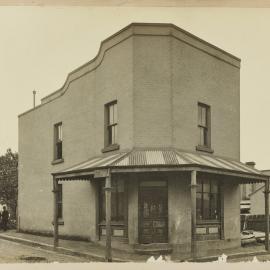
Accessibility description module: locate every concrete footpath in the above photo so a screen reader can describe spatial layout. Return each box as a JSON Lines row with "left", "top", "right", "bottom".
{"left": 0, "top": 230, "right": 269, "bottom": 262}
{"left": 0, "top": 230, "right": 148, "bottom": 262}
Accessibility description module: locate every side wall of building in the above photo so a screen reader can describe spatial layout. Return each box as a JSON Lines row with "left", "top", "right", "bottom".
{"left": 18, "top": 37, "right": 134, "bottom": 237}
{"left": 18, "top": 72, "right": 98, "bottom": 238}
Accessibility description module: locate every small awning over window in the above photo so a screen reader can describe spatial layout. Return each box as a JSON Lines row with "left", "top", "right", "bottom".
{"left": 53, "top": 148, "right": 268, "bottom": 182}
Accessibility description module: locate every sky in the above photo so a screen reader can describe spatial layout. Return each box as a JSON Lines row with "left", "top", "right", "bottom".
{"left": 1, "top": 6, "right": 270, "bottom": 169}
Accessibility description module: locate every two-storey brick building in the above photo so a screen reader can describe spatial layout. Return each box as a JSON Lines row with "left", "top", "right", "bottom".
{"left": 18, "top": 23, "right": 268, "bottom": 259}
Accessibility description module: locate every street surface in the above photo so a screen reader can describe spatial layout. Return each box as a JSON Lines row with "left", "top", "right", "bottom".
{"left": 0, "top": 238, "right": 90, "bottom": 263}
{"left": 2, "top": 237, "right": 270, "bottom": 263}
{"left": 228, "top": 254, "right": 270, "bottom": 262}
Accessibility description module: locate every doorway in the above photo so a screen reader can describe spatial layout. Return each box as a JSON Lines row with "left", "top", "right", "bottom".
{"left": 139, "top": 180, "right": 168, "bottom": 244}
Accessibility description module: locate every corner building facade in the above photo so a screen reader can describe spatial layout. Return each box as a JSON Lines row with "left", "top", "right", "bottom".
{"left": 18, "top": 23, "right": 267, "bottom": 259}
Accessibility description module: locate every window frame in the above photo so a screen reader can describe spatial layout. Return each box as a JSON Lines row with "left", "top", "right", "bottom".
{"left": 196, "top": 178, "right": 221, "bottom": 223}
{"left": 98, "top": 177, "right": 128, "bottom": 239}
{"left": 99, "top": 178, "right": 126, "bottom": 223}
{"left": 53, "top": 122, "right": 64, "bottom": 163}
{"left": 103, "top": 100, "right": 119, "bottom": 153}
{"left": 197, "top": 102, "right": 213, "bottom": 153}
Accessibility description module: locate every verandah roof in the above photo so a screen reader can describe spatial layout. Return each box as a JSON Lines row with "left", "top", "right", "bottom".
{"left": 52, "top": 148, "right": 268, "bottom": 182}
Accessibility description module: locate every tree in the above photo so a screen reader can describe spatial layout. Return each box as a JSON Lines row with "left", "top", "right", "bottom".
{"left": 0, "top": 148, "right": 18, "bottom": 219}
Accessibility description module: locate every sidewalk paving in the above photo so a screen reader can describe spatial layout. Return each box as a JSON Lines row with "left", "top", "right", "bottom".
{"left": 0, "top": 230, "right": 148, "bottom": 262}
{"left": 0, "top": 230, "right": 269, "bottom": 262}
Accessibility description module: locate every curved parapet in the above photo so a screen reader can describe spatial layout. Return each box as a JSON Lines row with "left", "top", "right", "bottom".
{"left": 19, "top": 22, "right": 241, "bottom": 117}
{"left": 40, "top": 23, "right": 134, "bottom": 105}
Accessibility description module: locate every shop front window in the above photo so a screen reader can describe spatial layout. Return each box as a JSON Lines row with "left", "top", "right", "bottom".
{"left": 196, "top": 179, "right": 220, "bottom": 221}
{"left": 100, "top": 178, "right": 125, "bottom": 222}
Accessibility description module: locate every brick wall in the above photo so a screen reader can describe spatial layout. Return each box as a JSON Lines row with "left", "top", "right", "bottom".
{"left": 18, "top": 36, "right": 134, "bottom": 237}
{"left": 171, "top": 38, "right": 240, "bottom": 160}
{"left": 18, "top": 24, "right": 241, "bottom": 238}
{"left": 132, "top": 33, "right": 240, "bottom": 160}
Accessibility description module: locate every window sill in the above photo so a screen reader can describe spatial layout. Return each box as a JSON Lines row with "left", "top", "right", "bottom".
{"left": 196, "top": 145, "right": 214, "bottom": 154}
{"left": 99, "top": 221, "right": 125, "bottom": 226}
{"left": 51, "top": 158, "right": 64, "bottom": 165}
{"left": 52, "top": 219, "right": 64, "bottom": 226}
{"left": 101, "top": 144, "right": 120, "bottom": 153}
{"left": 197, "top": 220, "right": 221, "bottom": 225}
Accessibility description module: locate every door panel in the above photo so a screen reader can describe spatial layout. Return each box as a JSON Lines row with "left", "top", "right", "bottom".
{"left": 139, "top": 184, "right": 168, "bottom": 244}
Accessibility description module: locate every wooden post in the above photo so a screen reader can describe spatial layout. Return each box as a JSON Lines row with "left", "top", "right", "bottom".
{"left": 105, "top": 170, "right": 112, "bottom": 262}
{"left": 191, "top": 170, "right": 197, "bottom": 259}
{"left": 220, "top": 180, "right": 225, "bottom": 240}
{"left": 265, "top": 178, "right": 270, "bottom": 251}
{"left": 53, "top": 176, "right": 59, "bottom": 250}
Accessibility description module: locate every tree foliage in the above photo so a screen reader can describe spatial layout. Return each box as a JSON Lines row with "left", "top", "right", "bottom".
{"left": 0, "top": 148, "right": 18, "bottom": 219}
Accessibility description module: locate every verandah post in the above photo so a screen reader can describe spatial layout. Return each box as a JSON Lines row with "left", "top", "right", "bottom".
{"left": 53, "top": 176, "right": 59, "bottom": 250}
{"left": 191, "top": 170, "right": 197, "bottom": 259}
{"left": 105, "top": 169, "right": 112, "bottom": 262}
{"left": 265, "top": 178, "right": 270, "bottom": 251}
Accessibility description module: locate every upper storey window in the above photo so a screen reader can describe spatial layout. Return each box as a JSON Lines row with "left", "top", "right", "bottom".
{"left": 103, "top": 101, "right": 119, "bottom": 153}
{"left": 108, "top": 101, "right": 118, "bottom": 145}
{"left": 197, "top": 103, "right": 212, "bottom": 153}
{"left": 54, "top": 123, "right": 63, "bottom": 161}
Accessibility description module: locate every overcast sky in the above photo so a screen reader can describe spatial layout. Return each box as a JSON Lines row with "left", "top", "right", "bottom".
{"left": 1, "top": 6, "right": 270, "bottom": 169}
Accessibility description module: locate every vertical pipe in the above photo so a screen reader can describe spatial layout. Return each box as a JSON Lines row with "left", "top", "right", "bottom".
{"left": 105, "top": 170, "right": 112, "bottom": 262}
{"left": 53, "top": 176, "right": 59, "bottom": 250}
{"left": 243, "top": 184, "right": 247, "bottom": 199}
{"left": 33, "top": 90, "right": 36, "bottom": 108}
{"left": 191, "top": 170, "right": 197, "bottom": 259}
{"left": 265, "top": 178, "right": 269, "bottom": 251}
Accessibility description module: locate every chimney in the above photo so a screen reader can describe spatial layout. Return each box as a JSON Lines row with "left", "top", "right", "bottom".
{"left": 245, "top": 161, "right": 256, "bottom": 168}
{"left": 33, "top": 90, "right": 36, "bottom": 108}
{"left": 245, "top": 161, "right": 256, "bottom": 194}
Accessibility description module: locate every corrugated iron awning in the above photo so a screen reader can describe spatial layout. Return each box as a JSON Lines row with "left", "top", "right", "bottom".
{"left": 53, "top": 148, "right": 268, "bottom": 182}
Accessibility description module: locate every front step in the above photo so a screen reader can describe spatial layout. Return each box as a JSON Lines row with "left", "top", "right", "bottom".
{"left": 134, "top": 243, "right": 172, "bottom": 255}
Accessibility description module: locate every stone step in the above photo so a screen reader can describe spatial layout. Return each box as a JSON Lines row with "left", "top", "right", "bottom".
{"left": 134, "top": 243, "right": 172, "bottom": 255}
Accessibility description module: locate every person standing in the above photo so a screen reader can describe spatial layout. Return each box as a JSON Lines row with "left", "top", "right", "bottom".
{"left": 1, "top": 206, "right": 9, "bottom": 231}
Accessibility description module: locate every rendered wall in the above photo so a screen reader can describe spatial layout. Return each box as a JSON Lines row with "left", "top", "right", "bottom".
{"left": 223, "top": 180, "right": 241, "bottom": 244}
{"left": 128, "top": 174, "right": 139, "bottom": 245}
{"left": 168, "top": 173, "right": 191, "bottom": 256}
{"left": 58, "top": 181, "right": 97, "bottom": 240}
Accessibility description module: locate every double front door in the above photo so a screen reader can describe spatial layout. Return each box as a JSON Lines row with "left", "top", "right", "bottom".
{"left": 139, "top": 181, "right": 168, "bottom": 244}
